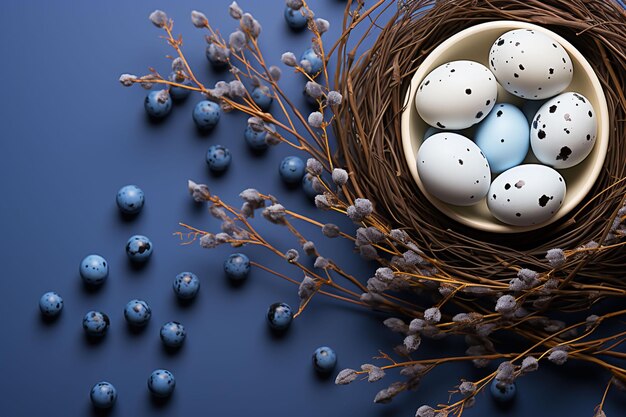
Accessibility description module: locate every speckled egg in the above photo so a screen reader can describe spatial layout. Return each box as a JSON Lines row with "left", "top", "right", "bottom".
{"left": 125, "top": 235, "right": 153, "bottom": 263}
{"left": 487, "top": 164, "right": 566, "bottom": 226}
{"left": 244, "top": 124, "right": 270, "bottom": 151}
{"left": 116, "top": 184, "right": 145, "bottom": 214}
{"left": 90, "top": 381, "right": 117, "bottom": 409}
{"left": 313, "top": 346, "right": 337, "bottom": 373}
{"left": 416, "top": 132, "right": 491, "bottom": 206}
{"left": 530, "top": 92, "right": 597, "bottom": 169}
{"left": 144, "top": 90, "right": 172, "bottom": 119}
{"left": 173, "top": 272, "right": 200, "bottom": 300}
{"left": 224, "top": 253, "right": 250, "bottom": 281}
{"left": 302, "top": 173, "right": 317, "bottom": 199}
{"left": 79, "top": 254, "right": 109, "bottom": 287}
{"left": 83, "top": 310, "right": 110, "bottom": 337}
{"left": 124, "top": 299, "right": 151, "bottom": 327}
{"left": 148, "top": 369, "right": 176, "bottom": 398}
{"left": 489, "top": 29, "right": 573, "bottom": 99}
{"left": 490, "top": 379, "right": 516, "bottom": 402}
{"left": 160, "top": 321, "right": 186, "bottom": 348}
{"left": 206, "top": 145, "right": 232, "bottom": 172}
{"left": 39, "top": 291, "right": 63, "bottom": 317}
{"left": 251, "top": 86, "right": 273, "bottom": 111}
{"left": 415, "top": 60, "right": 497, "bottom": 130}
{"left": 267, "top": 302, "right": 293, "bottom": 331}
{"left": 474, "top": 103, "right": 530, "bottom": 174}
{"left": 193, "top": 100, "right": 221, "bottom": 130}
{"left": 279, "top": 156, "right": 306, "bottom": 184}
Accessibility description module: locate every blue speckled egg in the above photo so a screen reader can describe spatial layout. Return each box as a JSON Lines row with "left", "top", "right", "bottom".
{"left": 279, "top": 156, "right": 306, "bottom": 184}
{"left": 83, "top": 311, "right": 110, "bottom": 337}
{"left": 224, "top": 253, "right": 250, "bottom": 281}
{"left": 79, "top": 254, "right": 109, "bottom": 287}
{"left": 267, "top": 302, "right": 293, "bottom": 331}
{"left": 244, "top": 124, "right": 270, "bottom": 151}
{"left": 90, "top": 381, "right": 117, "bottom": 409}
{"left": 173, "top": 272, "right": 200, "bottom": 300}
{"left": 284, "top": 6, "right": 308, "bottom": 30}
{"left": 144, "top": 90, "right": 172, "bottom": 119}
{"left": 206, "top": 145, "right": 232, "bottom": 172}
{"left": 160, "top": 321, "right": 186, "bottom": 348}
{"left": 125, "top": 235, "right": 153, "bottom": 263}
{"left": 168, "top": 72, "right": 192, "bottom": 101}
{"left": 124, "top": 299, "right": 151, "bottom": 327}
{"left": 474, "top": 103, "right": 530, "bottom": 174}
{"left": 148, "top": 369, "right": 176, "bottom": 398}
{"left": 302, "top": 174, "right": 317, "bottom": 199}
{"left": 193, "top": 100, "right": 221, "bottom": 130}
{"left": 251, "top": 86, "right": 273, "bottom": 111}
{"left": 116, "top": 184, "right": 145, "bottom": 214}
{"left": 39, "top": 291, "right": 63, "bottom": 317}
{"left": 490, "top": 379, "right": 516, "bottom": 402}
{"left": 313, "top": 346, "right": 337, "bottom": 373}
{"left": 300, "top": 48, "right": 323, "bottom": 77}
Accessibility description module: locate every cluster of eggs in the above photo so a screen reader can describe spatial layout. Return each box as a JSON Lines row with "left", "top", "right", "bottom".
{"left": 414, "top": 29, "right": 598, "bottom": 227}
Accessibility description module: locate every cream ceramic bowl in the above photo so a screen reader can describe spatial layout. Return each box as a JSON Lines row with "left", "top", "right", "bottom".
{"left": 400, "top": 21, "right": 609, "bottom": 233}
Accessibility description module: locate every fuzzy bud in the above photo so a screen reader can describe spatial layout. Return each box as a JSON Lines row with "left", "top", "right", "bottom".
{"left": 119, "top": 74, "right": 137, "bottom": 87}
{"left": 228, "top": 80, "right": 246, "bottom": 98}
{"left": 286, "top": 0, "right": 304, "bottom": 10}
{"left": 332, "top": 168, "right": 349, "bottom": 186}
{"left": 424, "top": 307, "right": 441, "bottom": 324}
{"left": 375, "top": 267, "right": 394, "bottom": 283}
{"left": 229, "top": 30, "right": 247, "bottom": 52}
{"left": 314, "top": 18, "right": 330, "bottom": 34}
{"left": 495, "top": 295, "right": 517, "bottom": 315}
{"left": 229, "top": 1, "right": 243, "bottom": 19}
{"left": 403, "top": 334, "right": 421, "bottom": 352}
{"left": 521, "top": 356, "right": 539, "bottom": 373}
{"left": 495, "top": 361, "right": 515, "bottom": 385}
{"left": 459, "top": 381, "right": 476, "bottom": 396}
{"left": 262, "top": 203, "right": 286, "bottom": 224}
{"left": 269, "top": 65, "right": 282, "bottom": 81}
{"left": 383, "top": 317, "right": 408, "bottom": 334}
{"left": 327, "top": 90, "right": 343, "bottom": 106}
{"left": 191, "top": 10, "right": 208, "bottom": 27}
{"left": 305, "top": 81, "right": 324, "bottom": 99}
{"left": 546, "top": 248, "right": 566, "bottom": 267}
{"left": 188, "top": 180, "right": 210, "bottom": 202}
{"left": 285, "top": 248, "right": 299, "bottom": 263}
{"left": 308, "top": 111, "right": 324, "bottom": 128}
{"left": 298, "top": 275, "right": 316, "bottom": 299}
{"left": 314, "top": 195, "right": 331, "bottom": 210}
{"left": 302, "top": 241, "right": 316, "bottom": 256}
{"left": 416, "top": 405, "right": 435, "bottom": 417}
{"left": 281, "top": 52, "right": 298, "bottom": 67}
{"left": 362, "top": 364, "right": 385, "bottom": 382}
{"left": 314, "top": 256, "right": 330, "bottom": 269}
{"left": 335, "top": 368, "right": 358, "bottom": 385}
{"left": 548, "top": 348, "right": 568, "bottom": 365}
{"left": 322, "top": 223, "right": 340, "bottom": 238}
{"left": 149, "top": 10, "right": 168, "bottom": 28}
{"left": 306, "top": 158, "right": 323, "bottom": 175}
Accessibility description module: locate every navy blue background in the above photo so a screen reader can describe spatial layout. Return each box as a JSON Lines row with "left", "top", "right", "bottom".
{"left": 0, "top": 1, "right": 624, "bottom": 416}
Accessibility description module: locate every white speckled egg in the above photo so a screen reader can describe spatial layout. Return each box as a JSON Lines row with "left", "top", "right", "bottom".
{"left": 489, "top": 29, "right": 573, "bottom": 100}
{"left": 530, "top": 92, "right": 597, "bottom": 169}
{"left": 487, "top": 164, "right": 566, "bottom": 226}
{"left": 417, "top": 132, "right": 491, "bottom": 206}
{"left": 415, "top": 60, "right": 497, "bottom": 130}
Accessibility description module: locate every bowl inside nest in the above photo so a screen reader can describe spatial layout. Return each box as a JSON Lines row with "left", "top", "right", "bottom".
{"left": 400, "top": 21, "right": 609, "bottom": 234}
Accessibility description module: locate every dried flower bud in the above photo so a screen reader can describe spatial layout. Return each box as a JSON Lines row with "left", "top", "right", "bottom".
{"left": 209, "top": 205, "right": 229, "bottom": 220}
{"left": 327, "top": 90, "right": 343, "bottom": 106}
{"left": 416, "top": 405, "right": 435, "bottom": 417}
{"left": 314, "top": 195, "right": 331, "bottom": 210}
{"left": 495, "top": 361, "right": 515, "bottom": 385}
{"left": 215, "top": 233, "right": 230, "bottom": 244}
{"left": 367, "top": 277, "right": 388, "bottom": 293}
{"left": 544, "top": 319, "right": 565, "bottom": 333}
{"left": 286, "top": 0, "right": 304, "bottom": 10}
{"left": 546, "top": 248, "right": 566, "bottom": 267}
{"left": 383, "top": 317, "right": 408, "bottom": 334}
{"left": 302, "top": 241, "right": 316, "bottom": 256}
{"left": 332, "top": 168, "right": 349, "bottom": 186}
{"left": 322, "top": 223, "right": 340, "bottom": 238}
{"left": 269, "top": 65, "right": 281, "bottom": 81}
{"left": 171, "top": 57, "right": 185, "bottom": 72}
{"left": 281, "top": 52, "right": 298, "bottom": 67}
{"left": 298, "top": 275, "right": 316, "bottom": 299}
{"left": 374, "top": 381, "right": 405, "bottom": 404}
{"left": 229, "top": 1, "right": 243, "bottom": 19}
{"left": 191, "top": 10, "right": 208, "bottom": 27}
{"left": 424, "top": 307, "right": 441, "bottom": 324}
{"left": 305, "top": 81, "right": 324, "bottom": 99}
{"left": 119, "top": 74, "right": 137, "bottom": 87}
{"left": 207, "top": 43, "right": 230, "bottom": 66}
{"left": 240, "top": 188, "right": 264, "bottom": 205}
{"left": 459, "top": 381, "right": 476, "bottom": 396}
{"left": 285, "top": 248, "right": 299, "bottom": 263}
{"left": 308, "top": 111, "right": 324, "bottom": 128}
{"left": 262, "top": 203, "right": 286, "bottom": 224}
{"left": 403, "top": 250, "right": 424, "bottom": 265}
{"left": 594, "top": 410, "right": 606, "bottom": 417}
{"left": 229, "top": 30, "right": 247, "bottom": 52}
{"left": 335, "top": 368, "right": 358, "bottom": 385}
{"left": 228, "top": 80, "right": 246, "bottom": 98}
{"left": 389, "top": 229, "right": 409, "bottom": 243}
{"left": 495, "top": 295, "right": 517, "bottom": 314}
{"left": 306, "top": 158, "right": 323, "bottom": 175}
{"left": 314, "top": 18, "right": 330, "bottom": 34}
{"left": 362, "top": 364, "right": 385, "bottom": 382}
{"left": 199, "top": 233, "right": 219, "bottom": 248}
{"left": 149, "top": 10, "right": 168, "bottom": 28}
{"left": 403, "top": 334, "right": 421, "bottom": 352}
{"left": 240, "top": 13, "right": 261, "bottom": 38}
{"left": 585, "top": 314, "right": 600, "bottom": 331}
{"left": 359, "top": 244, "right": 378, "bottom": 260}
{"left": 356, "top": 227, "right": 384, "bottom": 245}
{"left": 409, "top": 318, "right": 425, "bottom": 334}
{"left": 314, "top": 256, "right": 330, "bottom": 269}
{"left": 521, "top": 356, "right": 539, "bottom": 373}
{"left": 476, "top": 323, "right": 496, "bottom": 337}
{"left": 300, "top": 59, "right": 313, "bottom": 74}
{"left": 188, "top": 180, "right": 211, "bottom": 202}
{"left": 375, "top": 267, "right": 394, "bottom": 283}
{"left": 548, "top": 348, "right": 568, "bottom": 365}
{"left": 311, "top": 176, "right": 325, "bottom": 193}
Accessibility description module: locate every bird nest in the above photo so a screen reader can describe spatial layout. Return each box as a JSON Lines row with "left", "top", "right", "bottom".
{"left": 335, "top": 0, "right": 626, "bottom": 282}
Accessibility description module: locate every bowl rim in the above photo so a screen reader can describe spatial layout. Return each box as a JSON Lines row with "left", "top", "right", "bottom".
{"left": 400, "top": 20, "right": 609, "bottom": 233}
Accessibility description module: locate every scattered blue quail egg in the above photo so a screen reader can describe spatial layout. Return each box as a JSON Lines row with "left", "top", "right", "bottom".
{"left": 489, "top": 29, "right": 572, "bottom": 100}
{"left": 415, "top": 60, "right": 497, "bottom": 130}
{"left": 522, "top": 99, "right": 547, "bottom": 123}
{"left": 490, "top": 379, "right": 516, "bottom": 402}
{"left": 116, "top": 184, "right": 145, "bottom": 215}
{"left": 251, "top": 86, "right": 273, "bottom": 111}
{"left": 144, "top": 90, "right": 172, "bottom": 119}
{"left": 224, "top": 253, "right": 250, "bottom": 281}
{"left": 530, "top": 92, "right": 597, "bottom": 169}
{"left": 39, "top": 291, "right": 63, "bottom": 317}
{"left": 300, "top": 48, "right": 323, "bottom": 77}
{"left": 125, "top": 235, "right": 153, "bottom": 263}
{"left": 284, "top": 6, "right": 308, "bottom": 30}
{"left": 83, "top": 311, "right": 110, "bottom": 337}
{"left": 487, "top": 164, "right": 566, "bottom": 227}
{"left": 79, "top": 254, "right": 109, "bottom": 287}
{"left": 193, "top": 100, "right": 221, "bottom": 130}
{"left": 205, "top": 145, "right": 232, "bottom": 172}
{"left": 474, "top": 103, "right": 530, "bottom": 174}
{"left": 302, "top": 174, "right": 317, "bottom": 199}
{"left": 90, "top": 381, "right": 117, "bottom": 409}
{"left": 124, "top": 299, "right": 151, "bottom": 327}
{"left": 168, "top": 71, "right": 192, "bottom": 101}
{"left": 148, "top": 369, "right": 176, "bottom": 398}
{"left": 267, "top": 302, "right": 293, "bottom": 331}
{"left": 416, "top": 132, "right": 491, "bottom": 206}
{"left": 313, "top": 346, "right": 337, "bottom": 373}
{"left": 244, "top": 124, "right": 270, "bottom": 151}
{"left": 160, "top": 321, "right": 186, "bottom": 348}
{"left": 279, "top": 156, "right": 306, "bottom": 184}
{"left": 173, "top": 272, "right": 200, "bottom": 300}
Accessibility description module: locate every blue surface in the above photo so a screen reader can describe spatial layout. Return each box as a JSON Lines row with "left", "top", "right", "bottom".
{"left": 0, "top": 1, "right": 624, "bottom": 416}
